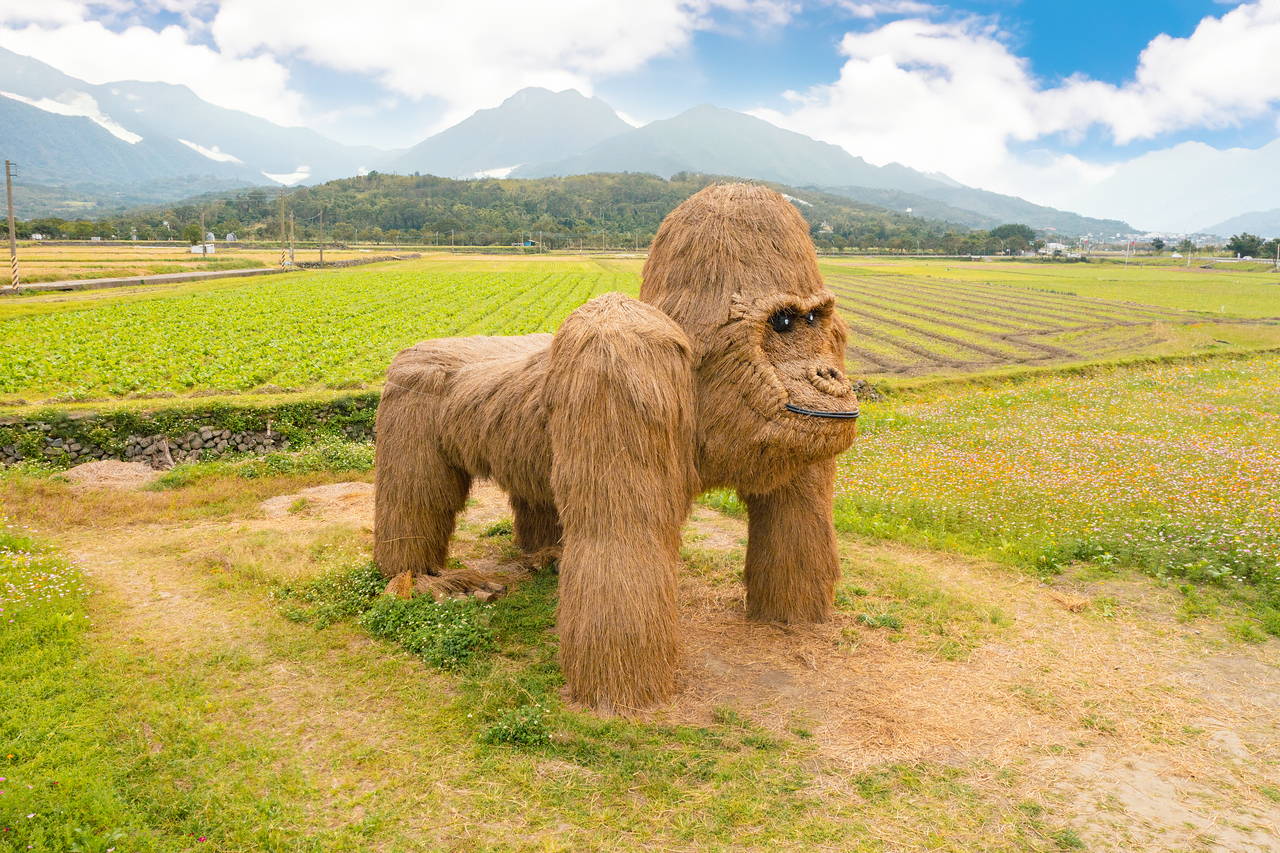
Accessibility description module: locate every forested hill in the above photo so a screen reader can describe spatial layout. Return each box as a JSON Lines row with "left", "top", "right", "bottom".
{"left": 16, "top": 171, "right": 1038, "bottom": 254}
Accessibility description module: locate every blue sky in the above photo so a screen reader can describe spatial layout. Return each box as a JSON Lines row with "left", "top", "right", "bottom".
{"left": 1, "top": 1, "right": 1278, "bottom": 228}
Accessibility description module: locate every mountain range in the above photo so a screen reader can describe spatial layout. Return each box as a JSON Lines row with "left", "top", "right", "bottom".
{"left": 0, "top": 43, "right": 1223, "bottom": 236}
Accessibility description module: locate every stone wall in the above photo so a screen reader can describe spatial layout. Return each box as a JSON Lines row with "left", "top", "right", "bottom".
{"left": 0, "top": 392, "right": 379, "bottom": 469}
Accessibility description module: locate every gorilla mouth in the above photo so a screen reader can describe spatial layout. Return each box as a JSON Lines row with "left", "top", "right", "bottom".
{"left": 783, "top": 364, "right": 859, "bottom": 419}
{"left": 785, "top": 403, "right": 859, "bottom": 419}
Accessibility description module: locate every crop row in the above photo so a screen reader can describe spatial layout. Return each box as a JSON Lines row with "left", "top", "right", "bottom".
{"left": 0, "top": 263, "right": 636, "bottom": 400}
{"left": 826, "top": 272, "right": 1203, "bottom": 375}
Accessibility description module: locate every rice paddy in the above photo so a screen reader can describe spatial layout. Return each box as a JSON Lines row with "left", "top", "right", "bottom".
{"left": 3, "top": 254, "right": 1279, "bottom": 405}
{"left": 824, "top": 263, "right": 1280, "bottom": 377}
{"left": 0, "top": 258, "right": 634, "bottom": 402}
{"left": 1, "top": 242, "right": 381, "bottom": 286}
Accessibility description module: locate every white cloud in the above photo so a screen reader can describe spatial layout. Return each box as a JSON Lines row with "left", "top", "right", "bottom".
{"left": 208, "top": 0, "right": 793, "bottom": 132}
{"left": 756, "top": 1, "right": 1280, "bottom": 201}
{"left": 0, "top": 88, "right": 143, "bottom": 142}
{"left": 0, "top": 8, "right": 305, "bottom": 125}
{"left": 837, "top": 1, "right": 933, "bottom": 19}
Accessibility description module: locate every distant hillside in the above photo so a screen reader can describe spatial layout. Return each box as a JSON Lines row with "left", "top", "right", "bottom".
{"left": 10, "top": 177, "right": 258, "bottom": 220}
{"left": 825, "top": 186, "right": 1005, "bottom": 230}
{"left": 0, "top": 96, "right": 249, "bottom": 185}
{"left": 15, "top": 172, "right": 1034, "bottom": 256}
{"left": 830, "top": 184, "right": 1133, "bottom": 236}
{"left": 1204, "top": 207, "right": 1280, "bottom": 239}
{"left": 387, "top": 88, "right": 632, "bottom": 179}
{"left": 0, "top": 46, "right": 385, "bottom": 186}
{"left": 512, "top": 104, "right": 955, "bottom": 193}
{"left": 509, "top": 104, "right": 1129, "bottom": 236}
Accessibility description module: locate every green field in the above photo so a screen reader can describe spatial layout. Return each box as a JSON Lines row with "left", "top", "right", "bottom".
{"left": 0, "top": 259, "right": 635, "bottom": 403}
{"left": 824, "top": 257, "right": 1280, "bottom": 317}
{"left": 2, "top": 256, "right": 1278, "bottom": 404}
{"left": 2, "top": 254, "right": 1279, "bottom": 851}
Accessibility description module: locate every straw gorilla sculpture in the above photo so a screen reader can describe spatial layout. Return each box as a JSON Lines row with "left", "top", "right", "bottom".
{"left": 374, "top": 183, "right": 860, "bottom": 711}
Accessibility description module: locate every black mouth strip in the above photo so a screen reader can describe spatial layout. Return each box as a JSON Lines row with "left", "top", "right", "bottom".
{"left": 785, "top": 403, "right": 860, "bottom": 419}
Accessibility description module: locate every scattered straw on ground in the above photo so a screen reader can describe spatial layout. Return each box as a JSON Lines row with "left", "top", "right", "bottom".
{"left": 52, "top": 476, "right": 1280, "bottom": 852}
{"left": 61, "top": 460, "right": 160, "bottom": 488}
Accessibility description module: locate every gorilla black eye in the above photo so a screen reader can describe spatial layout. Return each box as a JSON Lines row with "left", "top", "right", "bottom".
{"left": 769, "top": 311, "right": 795, "bottom": 333}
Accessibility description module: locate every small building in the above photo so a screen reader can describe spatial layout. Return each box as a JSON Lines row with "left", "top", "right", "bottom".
{"left": 190, "top": 243, "right": 216, "bottom": 255}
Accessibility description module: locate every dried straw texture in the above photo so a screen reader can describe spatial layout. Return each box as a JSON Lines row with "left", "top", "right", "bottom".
{"left": 642, "top": 182, "right": 828, "bottom": 343}
{"left": 373, "top": 333, "right": 556, "bottom": 578}
{"left": 545, "top": 293, "right": 700, "bottom": 711}
{"left": 374, "top": 182, "right": 860, "bottom": 707}
{"left": 742, "top": 457, "right": 840, "bottom": 622}
{"left": 641, "top": 183, "right": 858, "bottom": 622}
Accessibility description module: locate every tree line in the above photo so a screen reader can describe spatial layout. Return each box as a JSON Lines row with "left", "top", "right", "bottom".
{"left": 4, "top": 171, "right": 1052, "bottom": 254}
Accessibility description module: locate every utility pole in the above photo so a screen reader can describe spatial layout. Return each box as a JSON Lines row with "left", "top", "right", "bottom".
{"left": 5, "top": 160, "right": 19, "bottom": 290}
{"left": 289, "top": 212, "right": 295, "bottom": 267}
{"left": 278, "top": 187, "right": 286, "bottom": 272}
{"left": 318, "top": 206, "right": 324, "bottom": 266}
{"left": 450, "top": 229, "right": 454, "bottom": 252}
{"left": 200, "top": 206, "right": 207, "bottom": 259}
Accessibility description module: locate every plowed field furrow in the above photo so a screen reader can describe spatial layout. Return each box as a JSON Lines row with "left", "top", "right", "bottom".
{"left": 831, "top": 294, "right": 1060, "bottom": 362}
{"left": 842, "top": 329, "right": 945, "bottom": 369}
{"left": 847, "top": 275, "right": 1141, "bottom": 327}
{"left": 859, "top": 272, "right": 1177, "bottom": 321}
{"left": 829, "top": 276, "right": 1112, "bottom": 328}
{"left": 843, "top": 344, "right": 904, "bottom": 372}
{"left": 1000, "top": 333, "right": 1080, "bottom": 360}
{"left": 911, "top": 277, "right": 1190, "bottom": 324}
{"left": 827, "top": 281, "right": 1034, "bottom": 334}
{"left": 842, "top": 320, "right": 962, "bottom": 368}
{"left": 837, "top": 303, "right": 1035, "bottom": 362}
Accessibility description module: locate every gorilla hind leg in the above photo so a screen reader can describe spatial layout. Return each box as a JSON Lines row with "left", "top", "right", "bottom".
{"left": 373, "top": 403, "right": 472, "bottom": 583}
{"left": 511, "top": 496, "right": 562, "bottom": 555}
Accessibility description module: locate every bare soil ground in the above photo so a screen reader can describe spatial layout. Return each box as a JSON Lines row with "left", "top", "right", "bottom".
{"left": 49, "top": 471, "right": 1280, "bottom": 851}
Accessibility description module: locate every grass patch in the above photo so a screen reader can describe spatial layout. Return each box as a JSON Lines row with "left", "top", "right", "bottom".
{"left": 835, "top": 353, "right": 1280, "bottom": 635}
{"left": 359, "top": 595, "right": 495, "bottom": 670}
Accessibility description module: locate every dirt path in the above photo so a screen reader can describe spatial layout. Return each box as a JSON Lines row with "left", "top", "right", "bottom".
{"left": 58, "top": 477, "right": 1280, "bottom": 851}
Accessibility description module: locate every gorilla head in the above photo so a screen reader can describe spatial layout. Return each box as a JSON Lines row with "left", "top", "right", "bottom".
{"left": 639, "top": 183, "right": 860, "bottom": 495}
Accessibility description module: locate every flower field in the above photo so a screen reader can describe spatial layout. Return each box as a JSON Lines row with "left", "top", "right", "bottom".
{"left": 0, "top": 260, "right": 634, "bottom": 401}
{"left": 836, "top": 355, "right": 1280, "bottom": 630}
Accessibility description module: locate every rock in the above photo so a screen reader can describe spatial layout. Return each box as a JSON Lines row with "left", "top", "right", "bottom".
{"left": 473, "top": 590, "right": 495, "bottom": 603}
{"left": 482, "top": 581, "right": 507, "bottom": 594}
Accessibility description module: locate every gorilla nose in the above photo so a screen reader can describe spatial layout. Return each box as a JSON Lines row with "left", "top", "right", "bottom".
{"left": 807, "top": 365, "right": 850, "bottom": 397}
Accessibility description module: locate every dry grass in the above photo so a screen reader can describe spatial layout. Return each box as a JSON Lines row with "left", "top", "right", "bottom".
{"left": 5, "top": 467, "right": 1279, "bottom": 851}
{"left": 4, "top": 243, "right": 382, "bottom": 286}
